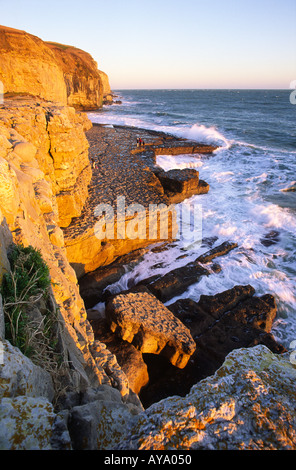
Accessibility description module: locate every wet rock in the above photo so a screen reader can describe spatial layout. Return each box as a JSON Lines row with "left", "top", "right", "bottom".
{"left": 146, "top": 262, "right": 209, "bottom": 303}
{"left": 140, "top": 241, "right": 238, "bottom": 303}
{"left": 154, "top": 168, "right": 209, "bottom": 203}
{"left": 105, "top": 290, "right": 196, "bottom": 369}
{"left": 0, "top": 339, "right": 55, "bottom": 402}
{"left": 139, "top": 285, "right": 286, "bottom": 408}
{"left": 260, "top": 230, "right": 280, "bottom": 247}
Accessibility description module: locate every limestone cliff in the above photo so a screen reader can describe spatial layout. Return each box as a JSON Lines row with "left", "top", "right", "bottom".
{"left": 0, "top": 97, "right": 136, "bottom": 410}
{"left": 0, "top": 25, "right": 111, "bottom": 109}
{"left": 0, "top": 95, "right": 295, "bottom": 450}
{"left": 46, "top": 42, "right": 111, "bottom": 109}
{"left": 0, "top": 29, "right": 294, "bottom": 449}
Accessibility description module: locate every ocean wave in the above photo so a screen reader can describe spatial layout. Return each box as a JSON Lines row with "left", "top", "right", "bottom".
{"left": 156, "top": 154, "right": 203, "bottom": 171}
{"left": 173, "top": 123, "right": 230, "bottom": 149}
{"left": 88, "top": 111, "right": 230, "bottom": 149}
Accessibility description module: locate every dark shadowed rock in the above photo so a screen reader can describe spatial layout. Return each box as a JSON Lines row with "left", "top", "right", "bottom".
{"left": 260, "top": 230, "right": 280, "bottom": 247}
{"left": 196, "top": 241, "right": 238, "bottom": 264}
{"left": 79, "top": 248, "right": 150, "bottom": 309}
{"left": 146, "top": 262, "right": 209, "bottom": 302}
{"left": 79, "top": 263, "right": 125, "bottom": 309}
{"left": 154, "top": 168, "right": 209, "bottom": 203}
{"left": 139, "top": 241, "right": 238, "bottom": 303}
{"left": 139, "top": 285, "right": 286, "bottom": 408}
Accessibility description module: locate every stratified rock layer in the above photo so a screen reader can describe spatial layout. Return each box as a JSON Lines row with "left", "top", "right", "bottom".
{"left": 0, "top": 97, "right": 135, "bottom": 405}
{"left": 0, "top": 25, "right": 111, "bottom": 109}
{"left": 0, "top": 96, "right": 92, "bottom": 227}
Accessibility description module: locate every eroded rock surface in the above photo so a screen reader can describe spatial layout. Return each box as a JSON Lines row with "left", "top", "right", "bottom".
{"left": 105, "top": 289, "right": 196, "bottom": 368}
{"left": 118, "top": 345, "right": 296, "bottom": 450}
{"left": 0, "top": 25, "right": 111, "bottom": 109}
{"left": 89, "top": 313, "right": 149, "bottom": 395}
{"left": 139, "top": 284, "right": 285, "bottom": 407}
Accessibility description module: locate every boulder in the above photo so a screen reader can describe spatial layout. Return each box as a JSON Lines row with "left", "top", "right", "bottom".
{"left": 0, "top": 339, "right": 55, "bottom": 401}
{"left": 0, "top": 396, "right": 71, "bottom": 450}
{"left": 105, "top": 289, "right": 196, "bottom": 369}
{"left": 154, "top": 168, "right": 209, "bottom": 203}
{"left": 68, "top": 395, "right": 139, "bottom": 450}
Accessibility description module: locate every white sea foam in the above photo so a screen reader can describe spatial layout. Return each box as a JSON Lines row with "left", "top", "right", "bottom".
{"left": 156, "top": 154, "right": 203, "bottom": 171}
{"left": 89, "top": 111, "right": 230, "bottom": 151}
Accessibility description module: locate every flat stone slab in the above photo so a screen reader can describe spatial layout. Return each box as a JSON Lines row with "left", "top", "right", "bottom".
{"left": 105, "top": 290, "right": 196, "bottom": 369}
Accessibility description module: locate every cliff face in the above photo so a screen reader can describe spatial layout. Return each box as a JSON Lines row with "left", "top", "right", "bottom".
{"left": 0, "top": 97, "right": 134, "bottom": 403}
{"left": 46, "top": 42, "right": 111, "bottom": 109}
{"left": 0, "top": 25, "right": 111, "bottom": 109}
{"left": 0, "top": 28, "right": 294, "bottom": 450}
{"left": 0, "top": 96, "right": 92, "bottom": 228}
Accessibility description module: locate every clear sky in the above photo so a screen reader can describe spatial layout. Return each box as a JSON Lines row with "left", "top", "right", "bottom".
{"left": 0, "top": 0, "right": 295, "bottom": 89}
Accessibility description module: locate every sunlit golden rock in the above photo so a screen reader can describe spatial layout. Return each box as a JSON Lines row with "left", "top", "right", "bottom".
{"left": 106, "top": 289, "right": 196, "bottom": 368}
{"left": 118, "top": 345, "right": 296, "bottom": 450}
{"left": 0, "top": 25, "right": 111, "bottom": 109}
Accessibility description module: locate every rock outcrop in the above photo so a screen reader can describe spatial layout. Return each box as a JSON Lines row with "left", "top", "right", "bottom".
{"left": 0, "top": 25, "right": 111, "bottom": 109}
{"left": 138, "top": 241, "right": 237, "bottom": 303}
{"left": 139, "top": 284, "right": 286, "bottom": 407}
{"left": 118, "top": 345, "right": 296, "bottom": 450}
{"left": 105, "top": 288, "right": 196, "bottom": 369}
{"left": 154, "top": 167, "right": 209, "bottom": 203}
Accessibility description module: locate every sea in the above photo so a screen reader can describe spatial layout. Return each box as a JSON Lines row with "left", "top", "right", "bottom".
{"left": 88, "top": 89, "right": 296, "bottom": 350}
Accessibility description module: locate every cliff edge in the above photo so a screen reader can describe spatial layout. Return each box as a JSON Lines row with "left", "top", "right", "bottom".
{"left": 0, "top": 25, "right": 111, "bottom": 109}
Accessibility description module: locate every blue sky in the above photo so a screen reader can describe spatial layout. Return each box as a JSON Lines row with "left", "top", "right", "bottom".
{"left": 0, "top": 0, "right": 295, "bottom": 89}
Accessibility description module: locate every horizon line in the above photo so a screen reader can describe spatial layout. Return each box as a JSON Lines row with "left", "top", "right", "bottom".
{"left": 112, "top": 87, "right": 291, "bottom": 91}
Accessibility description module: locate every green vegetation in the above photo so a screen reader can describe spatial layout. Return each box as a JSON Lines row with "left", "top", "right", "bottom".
{"left": 0, "top": 244, "right": 59, "bottom": 364}
{"left": 45, "top": 41, "right": 72, "bottom": 50}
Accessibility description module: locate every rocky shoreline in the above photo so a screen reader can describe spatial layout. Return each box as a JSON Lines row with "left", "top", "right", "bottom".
{"left": 0, "top": 98, "right": 295, "bottom": 450}
{"left": 1, "top": 26, "right": 295, "bottom": 450}
{"left": 78, "top": 123, "right": 287, "bottom": 409}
